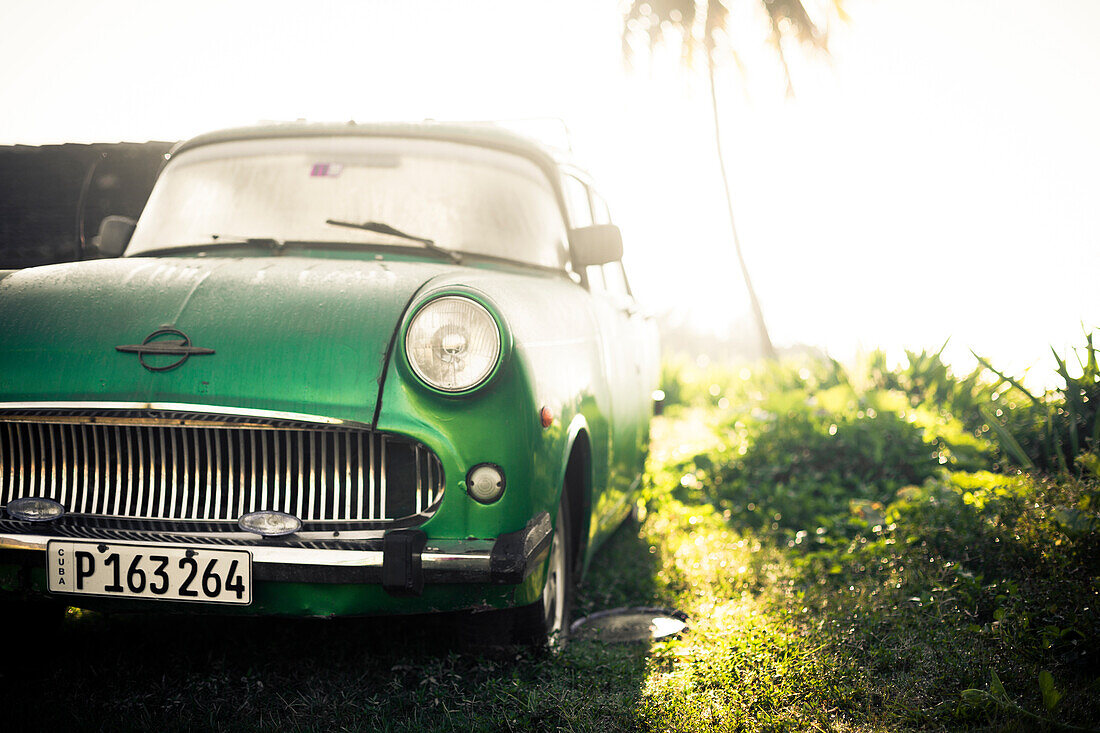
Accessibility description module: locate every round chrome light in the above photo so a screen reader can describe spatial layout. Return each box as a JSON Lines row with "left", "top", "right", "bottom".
{"left": 466, "top": 463, "right": 506, "bottom": 504}
{"left": 238, "top": 511, "right": 302, "bottom": 537}
{"left": 405, "top": 296, "right": 501, "bottom": 392}
{"left": 7, "top": 497, "right": 65, "bottom": 522}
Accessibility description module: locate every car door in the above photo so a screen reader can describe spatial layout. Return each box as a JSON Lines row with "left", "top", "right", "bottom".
{"left": 563, "top": 174, "right": 644, "bottom": 539}
{"left": 589, "top": 188, "right": 657, "bottom": 513}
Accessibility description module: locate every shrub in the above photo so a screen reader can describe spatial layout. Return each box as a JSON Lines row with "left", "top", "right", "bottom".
{"left": 706, "top": 404, "right": 938, "bottom": 534}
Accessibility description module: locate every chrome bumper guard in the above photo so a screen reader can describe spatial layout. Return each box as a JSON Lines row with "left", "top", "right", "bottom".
{"left": 0, "top": 512, "right": 553, "bottom": 597}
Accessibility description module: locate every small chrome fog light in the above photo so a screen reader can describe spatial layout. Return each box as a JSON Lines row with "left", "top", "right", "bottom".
{"left": 466, "top": 463, "right": 506, "bottom": 504}
{"left": 238, "top": 511, "right": 302, "bottom": 537}
{"left": 7, "top": 497, "right": 65, "bottom": 522}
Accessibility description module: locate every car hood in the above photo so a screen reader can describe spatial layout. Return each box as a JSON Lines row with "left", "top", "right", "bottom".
{"left": 0, "top": 255, "right": 456, "bottom": 424}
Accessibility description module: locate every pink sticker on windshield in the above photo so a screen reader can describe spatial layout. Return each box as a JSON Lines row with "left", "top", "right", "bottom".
{"left": 310, "top": 163, "right": 343, "bottom": 177}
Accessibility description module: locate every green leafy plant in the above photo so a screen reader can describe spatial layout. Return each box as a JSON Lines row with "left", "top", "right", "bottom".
{"left": 973, "top": 328, "right": 1100, "bottom": 474}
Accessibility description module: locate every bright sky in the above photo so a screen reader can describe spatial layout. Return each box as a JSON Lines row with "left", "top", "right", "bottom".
{"left": 2, "top": 0, "right": 1097, "bottom": 384}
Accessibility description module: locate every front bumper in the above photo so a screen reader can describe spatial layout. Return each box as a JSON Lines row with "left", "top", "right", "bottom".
{"left": 0, "top": 512, "right": 552, "bottom": 608}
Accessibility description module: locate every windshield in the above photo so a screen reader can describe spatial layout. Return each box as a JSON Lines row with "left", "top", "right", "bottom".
{"left": 125, "top": 136, "right": 569, "bottom": 269}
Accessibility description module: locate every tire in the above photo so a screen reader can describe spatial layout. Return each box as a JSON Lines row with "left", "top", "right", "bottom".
{"left": 462, "top": 491, "right": 573, "bottom": 650}
{"left": 512, "top": 490, "right": 572, "bottom": 647}
{"left": 459, "top": 488, "right": 572, "bottom": 647}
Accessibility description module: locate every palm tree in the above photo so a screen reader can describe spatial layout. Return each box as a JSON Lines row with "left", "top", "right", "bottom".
{"left": 622, "top": 0, "right": 836, "bottom": 360}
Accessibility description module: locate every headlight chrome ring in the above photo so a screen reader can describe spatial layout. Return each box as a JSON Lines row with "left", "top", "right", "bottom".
{"left": 404, "top": 295, "right": 502, "bottom": 393}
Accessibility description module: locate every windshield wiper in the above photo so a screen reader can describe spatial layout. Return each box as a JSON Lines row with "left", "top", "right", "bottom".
{"left": 325, "top": 219, "right": 462, "bottom": 264}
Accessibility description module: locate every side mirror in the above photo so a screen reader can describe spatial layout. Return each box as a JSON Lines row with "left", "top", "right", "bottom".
{"left": 570, "top": 224, "right": 623, "bottom": 267}
{"left": 90, "top": 215, "right": 136, "bottom": 258}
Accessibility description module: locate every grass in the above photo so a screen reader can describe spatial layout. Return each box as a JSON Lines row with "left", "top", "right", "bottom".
{"left": 4, "top": 345, "right": 1099, "bottom": 731}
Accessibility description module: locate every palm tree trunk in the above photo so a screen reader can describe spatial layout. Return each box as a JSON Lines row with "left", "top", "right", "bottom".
{"left": 707, "top": 51, "right": 777, "bottom": 361}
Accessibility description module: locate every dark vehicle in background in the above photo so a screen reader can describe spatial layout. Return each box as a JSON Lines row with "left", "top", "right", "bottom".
{"left": 0, "top": 141, "right": 170, "bottom": 268}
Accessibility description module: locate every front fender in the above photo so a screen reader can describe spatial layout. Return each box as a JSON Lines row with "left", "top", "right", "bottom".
{"left": 373, "top": 287, "right": 564, "bottom": 543}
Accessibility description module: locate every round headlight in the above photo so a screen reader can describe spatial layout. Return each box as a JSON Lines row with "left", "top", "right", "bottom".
{"left": 405, "top": 296, "right": 501, "bottom": 392}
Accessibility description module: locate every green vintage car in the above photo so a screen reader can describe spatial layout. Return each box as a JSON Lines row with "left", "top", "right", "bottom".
{"left": 0, "top": 122, "right": 658, "bottom": 644}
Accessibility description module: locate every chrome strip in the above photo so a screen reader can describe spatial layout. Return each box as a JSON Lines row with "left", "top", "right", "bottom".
{"left": 225, "top": 429, "right": 236, "bottom": 520}
{"left": 0, "top": 401, "right": 354, "bottom": 427}
{"left": 113, "top": 426, "right": 123, "bottom": 515}
{"left": 48, "top": 424, "right": 58, "bottom": 501}
{"left": 380, "top": 435, "right": 387, "bottom": 521}
{"left": 87, "top": 424, "right": 97, "bottom": 514}
{"left": 427, "top": 454, "right": 434, "bottom": 509}
{"left": 0, "top": 424, "right": 7, "bottom": 500}
{"left": 27, "top": 423, "right": 37, "bottom": 498}
{"left": 248, "top": 431, "right": 257, "bottom": 514}
{"left": 76, "top": 425, "right": 85, "bottom": 512}
{"left": 134, "top": 426, "right": 145, "bottom": 515}
{"left": 335, "top": 433, "right": 342, "bottom": 520}
{"left": 356, "top": 432, "right": 364, "bottom": 521}
{"left": 140, "top": 427, "right": 149, "bottom": 516}
{"left": 307, "top": 432, "right": 317, "bottom": 522}
{"left": 154, "top": 402, "right": 349, "bottom": 426}
{"left": 368, "top": 431, "right": 376, "bottom": 520}
{"left": 415, "top": 445, "right": 422, "bottom": 515}
{"left": 15, "top": 425, "right": 25, "bottom": 502}
{"left": 30, "top": 425, "right": 40, "bottom": 496}
{"left": 150, "top": 426, "right": 159, "bottom": 517}
{"left": 1, "top": 425, "right": 10, "bottom": 500}
{"left": 237, "top": 431, "right": 247, "bottom": 517}
{"left": 344, "top": 432, "right": 352, "bottom": 521}
{"left": 319, "top": 432, "right": 328, "bottom": 522}
{"left": 170, "top": 429, "right": 181, "bottom": 519}
{"left": 201, "top": 430, "right": 212, "bottom": 518}
{"left": 0, "top": 532, "right": 494, "bottom": 572}
{"left": 57, "top": 425, "right": 67, "bottom": 506}
{"left": 180, "top": 428, "right": 191, "bottom": 518}
{"left": 148, "top": 426, "right": 157, "bottom": 516}
{"left": 158, "top": 429, "right": 168, "bottom": 518}
{"left": 284, "top": 432, "right": 293, "bottom": 514}
{"left": 272, "top": 431, "right": 281, "bottom": 516}
{"left": 128, "top": 426, "right": 137, "bottom": 513}
{"left": 130, "top": 427, "right": 138, "bottom": 514}
{"left": 3, "top": 424, "right": 12, "bottom": 501}
{"left": 40, "top": 424, "right": 50, "bottom": 496}
{"left": 259, "top": 429, "right": 268, "bottom": 514}
{"left": 213, "top": 428, "right": 223, "bottom": 519}
{"left": 295, "top": 431, "right": 304, "bottom": 519}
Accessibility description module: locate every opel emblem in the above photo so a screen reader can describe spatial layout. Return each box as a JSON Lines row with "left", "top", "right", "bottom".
{"left": 116, "top": 327, "right": 215, "bottom": 372}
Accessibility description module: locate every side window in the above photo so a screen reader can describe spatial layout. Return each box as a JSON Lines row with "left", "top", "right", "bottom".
{"left": 603, "top": 260, "right": 632, "bottom": 298}
{"left": 562, "top": 175, "right": 592, "bottom": 228}
{"left": 589, "top": 188, "right": 631, "bottom": 299}
{"left": 587, "top": 262, "right": 607, "bottom": 291}
{"left": 562, "top": 175, "right": 606, "bottom": 291}
{"left": 589, "top": 190, "right": 612, "bottom": 226}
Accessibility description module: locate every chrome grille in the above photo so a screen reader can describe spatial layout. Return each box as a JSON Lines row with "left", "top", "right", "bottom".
{"left": 0, "top": 421, "right": 443, "bottom": 522}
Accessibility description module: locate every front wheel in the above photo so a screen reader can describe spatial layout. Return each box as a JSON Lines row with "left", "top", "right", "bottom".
{"left": 513, "top": 491, "right": 572, "bottom": 647}
{"left": 462, "top": 492, "right": 573, "bottom": 650}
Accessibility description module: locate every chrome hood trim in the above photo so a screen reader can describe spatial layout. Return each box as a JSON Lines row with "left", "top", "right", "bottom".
{"left": 0, "top": 401, "right": 358, "bottom": 429}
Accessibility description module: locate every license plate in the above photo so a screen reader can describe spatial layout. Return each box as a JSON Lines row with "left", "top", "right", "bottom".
{"left": 47, "top": 542, "right": 252, "bottom": 605}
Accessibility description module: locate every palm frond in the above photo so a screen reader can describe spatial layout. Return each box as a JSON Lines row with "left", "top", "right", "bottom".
{"left": 621, "top": 0, "right": 699, "bottom": 68}
{"left": 622, "top": 0, "right": 840, "bottom": 94}
{"left": 763, "top": 0, "right": 829, "bottom": 50}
